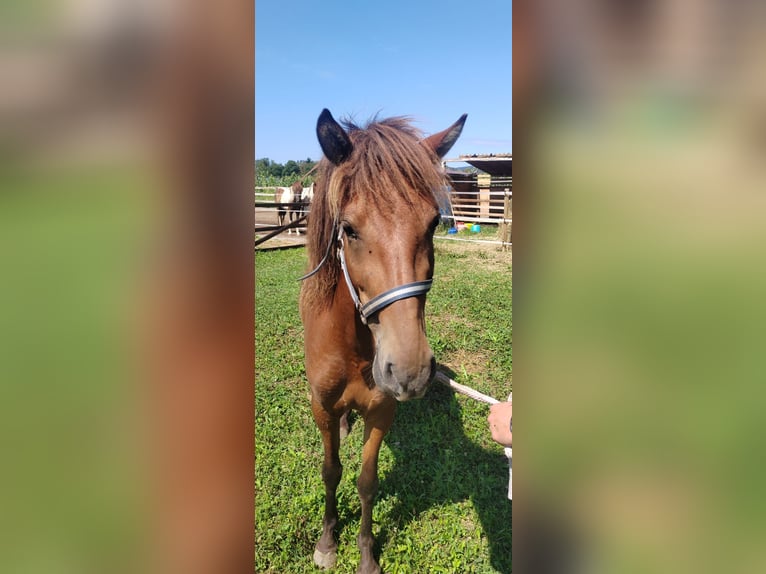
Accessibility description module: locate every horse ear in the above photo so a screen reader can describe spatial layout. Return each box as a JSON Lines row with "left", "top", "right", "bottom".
{"left": 422, "top": 114, "right": 468, "bottom": 159}
{"left": 316, "top": 109, "right": 353, "bottom": 165}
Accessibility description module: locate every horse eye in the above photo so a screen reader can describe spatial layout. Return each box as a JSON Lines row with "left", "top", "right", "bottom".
{"left": 343, "top": 223, "right": 359, "bottom": 240}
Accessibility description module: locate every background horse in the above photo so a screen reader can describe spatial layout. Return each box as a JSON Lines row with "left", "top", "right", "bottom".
{"left": 297, "top": 182, "right": 315, "bottom": 223}
{"left": 274, "top": 180, "right": 304, "bottom": 234}
{"left": 300, "top": 108, "right": 466, "bottom": 574}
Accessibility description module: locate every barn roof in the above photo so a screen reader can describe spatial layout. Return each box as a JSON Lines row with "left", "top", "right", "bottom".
{"left": 445, "top": 154, "right": 513, "bottom": 177}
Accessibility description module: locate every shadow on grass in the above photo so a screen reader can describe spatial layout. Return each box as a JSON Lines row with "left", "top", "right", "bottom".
{"left": 376, "top": 364, "right": 512, "bottom": 573}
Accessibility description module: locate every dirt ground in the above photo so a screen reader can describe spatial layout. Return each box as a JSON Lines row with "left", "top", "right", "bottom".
{"left": 255, "top": 208, "right": 307, "bottom": 249}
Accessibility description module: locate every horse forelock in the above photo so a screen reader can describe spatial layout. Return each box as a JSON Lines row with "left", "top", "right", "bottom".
{"left": 301, "top": 116, "right": 447, "bottom": 311}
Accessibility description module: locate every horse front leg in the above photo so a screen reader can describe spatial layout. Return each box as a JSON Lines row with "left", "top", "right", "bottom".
{"left": 356, "top": 404, "right": 396, "bottom": 574}
{"left": 293, "top": 208, "right": 301, "bottom": 235}
{"left": 312, "top": 402, "right": 342, "bottom": 569}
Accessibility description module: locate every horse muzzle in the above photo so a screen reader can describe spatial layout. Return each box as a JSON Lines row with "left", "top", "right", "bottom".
{"left": 372, "top": 352, "right": 436, "bottom": 401}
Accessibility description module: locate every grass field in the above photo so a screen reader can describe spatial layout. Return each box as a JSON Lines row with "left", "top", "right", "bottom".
{"left": 255, "top": 236, "right": 512, "bottom": 573}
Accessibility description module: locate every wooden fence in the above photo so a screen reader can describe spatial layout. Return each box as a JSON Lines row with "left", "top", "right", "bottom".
{"left": 254, "top": 189, "right": 309, "bottom": 248}
{"left": 436, "top": 187, "right": 512, "bottom": 248}
{"left": 446, "top": 177, "right": 511, "bottom": 221}
{"left": 255, "top": 181, "right": 511, "bottom": 248}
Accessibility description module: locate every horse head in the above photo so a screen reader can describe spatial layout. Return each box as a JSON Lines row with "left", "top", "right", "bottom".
{"left": 315, "top": 109, "right": 466, "bottom": 401}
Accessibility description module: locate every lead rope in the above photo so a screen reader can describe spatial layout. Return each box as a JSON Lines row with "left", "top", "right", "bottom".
{"left": 435, "top": 371, "right": 499, "bottom": 404}
{"left": 435, "top": 370, "right": 512, "bottom": 500}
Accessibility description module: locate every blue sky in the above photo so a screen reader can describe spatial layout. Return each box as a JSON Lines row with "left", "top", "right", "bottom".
{"left": 255, "top": 0, "right": 511, "bottom": 164}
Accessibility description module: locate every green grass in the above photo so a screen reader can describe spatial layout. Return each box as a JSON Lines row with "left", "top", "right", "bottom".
{"left": 255, "top": 242, "right": 512, "bottom": 573}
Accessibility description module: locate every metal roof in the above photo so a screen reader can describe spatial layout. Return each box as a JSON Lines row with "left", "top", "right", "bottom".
{"left": 451, "top": 154, "right": 512, "bottom": 177}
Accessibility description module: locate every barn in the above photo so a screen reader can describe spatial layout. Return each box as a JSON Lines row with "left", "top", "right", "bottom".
{"left": 443, "top": 153, "right": 512, "bottom": 243}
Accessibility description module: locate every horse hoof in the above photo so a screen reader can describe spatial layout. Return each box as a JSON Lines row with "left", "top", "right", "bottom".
{"left": 314, "top": 548, "right": 337, "bottom": 569}
{"left": 356, "top": 564, "right": 382, "bottom": 574}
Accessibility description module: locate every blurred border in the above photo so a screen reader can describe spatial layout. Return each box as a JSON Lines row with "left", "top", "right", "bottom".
{"left": 0, "top": 2, "right": 254, "bottom": 573}
{"left": 515, "top": 1, "right": 766, "bottom": 573}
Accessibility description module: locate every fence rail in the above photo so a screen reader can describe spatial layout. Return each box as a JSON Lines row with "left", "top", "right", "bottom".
{"left": 441, "top": 214, "right": 512, "bottom": 225}
{"left": 255, "top": 201, "right": 312, "bottom": 209}
{"left": 449, "top": 189, "right": 511, "bottom": 221}
{"left": 255, "top": 180, "right": 511, "bottom": 248}
{"left": 434, "top": 235, "right": 511, "bottom": 247}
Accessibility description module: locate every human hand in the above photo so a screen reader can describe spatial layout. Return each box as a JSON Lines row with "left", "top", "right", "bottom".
{"left": 488, "top": 400, "right": 512, "bottom": 447}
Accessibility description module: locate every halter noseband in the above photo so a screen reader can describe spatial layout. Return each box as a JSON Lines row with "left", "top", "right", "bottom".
{"left": 299, "top": 221, "right": 433, "bottom": 325}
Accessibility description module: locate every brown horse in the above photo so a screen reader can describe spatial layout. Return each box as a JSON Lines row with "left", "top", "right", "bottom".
{"left": 300, "top": 109, "right": 466, "bottom": 573}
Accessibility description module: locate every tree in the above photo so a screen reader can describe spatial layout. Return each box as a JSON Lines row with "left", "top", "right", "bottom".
{"left": 254, "top": 157, "right": 318, "bottom": 186}
{"left": 268, "top": 163, "right": 283, "bottom": 178}
{"left": 283, "top": 160, "right": 300, "bottom": 177}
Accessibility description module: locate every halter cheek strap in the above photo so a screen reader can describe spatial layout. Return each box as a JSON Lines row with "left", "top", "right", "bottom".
{"left": 296, "top": 216, "right": 339, "bottom": 282}
{"left": 337, "top": 229, "right": 432, "bottom": 325}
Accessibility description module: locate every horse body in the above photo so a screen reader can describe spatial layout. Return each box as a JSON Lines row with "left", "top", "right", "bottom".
{"left": 297, "top": 182, "right": 315, "bottom": 225}
{"left": 274, "top": 186, "right": 293, "bottom": 228}
{"left": 302, "top": 182, "right": 315, "bottom": 203}
{"left": 300, "top": 108, "right": 466, "bottom": 574}
{"left": 274, "top": 180, "right": 305, "bottom": 234}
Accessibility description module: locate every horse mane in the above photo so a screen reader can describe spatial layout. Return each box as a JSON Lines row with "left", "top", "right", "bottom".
{"left": 300, "top": 116, "right": 447, "bottom": 311}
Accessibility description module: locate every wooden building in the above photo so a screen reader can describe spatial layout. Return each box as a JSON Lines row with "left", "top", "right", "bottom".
{"left": 443, "top": 154, "right": 512, "bottom": 223}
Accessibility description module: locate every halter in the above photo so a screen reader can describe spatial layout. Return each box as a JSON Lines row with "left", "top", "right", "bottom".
{"left": 337, "top": 228, "right": 432, "bottom": 324}
{"left": 299, "top": 220, "right": 433, "bottom": 325}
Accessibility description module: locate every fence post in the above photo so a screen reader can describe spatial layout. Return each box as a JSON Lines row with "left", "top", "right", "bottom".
{"left": 478, "top": 173, "right": 491, "bottom": 218}
{"left": 502, "top": 188, "right": 512, "bottom": 250}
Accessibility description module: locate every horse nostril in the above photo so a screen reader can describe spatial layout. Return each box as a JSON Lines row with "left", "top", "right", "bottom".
{"left": 429, "top": 356, "right": 436, "bottom": 381}
{"left": 385, "top": 362, "right": 394, "bottom": 378}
